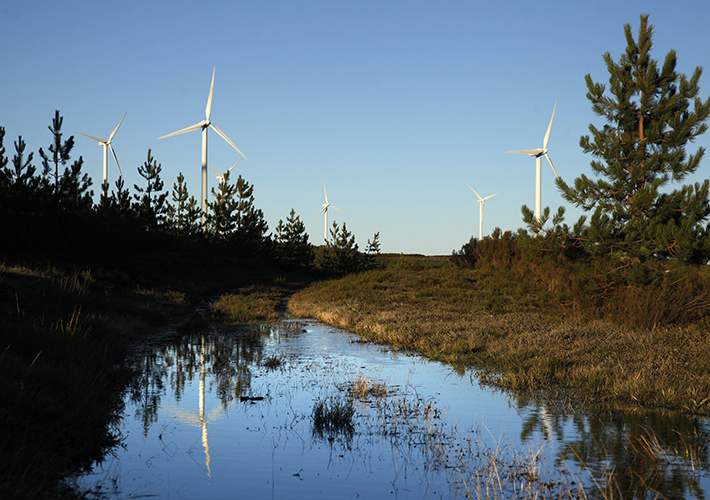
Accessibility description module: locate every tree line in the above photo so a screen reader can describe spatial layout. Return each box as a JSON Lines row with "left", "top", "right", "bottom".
{"left": 0, "top": 111, "right": 380, "bottom": 275}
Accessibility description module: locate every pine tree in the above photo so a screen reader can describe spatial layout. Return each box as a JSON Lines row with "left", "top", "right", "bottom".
{"left": 232, "top": 174, "right": 268, "bottom": 249}
{"left": 38, "top": 110, "right": 74, "bottom": 190}
{"left": 9, "top": 136, "right": 38, "bottom": 195}
{"left": 274, "top": 209, "right": 312, "bottom": 267}
{"left": 557, "top": 15, "right": 710, "bottom": 263}
{"left": 206, "top": 171, "right": 240, "bottom": 238}
{"left": 134, "top": 149, "right": 168, "bottom": 231}
{"left": 166, "top": 172, "right": 202, "bottom": 236}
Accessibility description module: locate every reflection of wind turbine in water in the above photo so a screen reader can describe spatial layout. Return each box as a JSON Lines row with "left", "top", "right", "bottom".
{"left": 198, "top": 336, "right": 210, "bottom": 477}
{"left": 166, "top": 336, "right": 223, "bottom": 477}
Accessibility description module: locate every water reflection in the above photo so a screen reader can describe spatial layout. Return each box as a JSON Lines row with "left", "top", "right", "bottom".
{"left": 516, "top": 395, "right": 710, "bottom": 498}
{"left": 78, "top": 321, "right": 710, "bottom": 499}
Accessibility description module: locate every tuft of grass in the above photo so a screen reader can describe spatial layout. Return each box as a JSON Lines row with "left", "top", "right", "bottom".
{"left": 312, "top": 396, "right": 355, "bottom": 434}
{"left": 345, "top": 375, "right": 389, "bottom": 399}
{"left": 263, "top": 354, "right": 284, "bottom": 370}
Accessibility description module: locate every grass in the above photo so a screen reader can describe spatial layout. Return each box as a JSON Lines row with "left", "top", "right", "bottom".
{"left": 0, "top": 256, "right": 300, "bottom": 499}
{"left": 288, "top": 255, "right": 710, "bottom": 415}
{"left": 312, "top": 396, "right": 355, "bottom": 435}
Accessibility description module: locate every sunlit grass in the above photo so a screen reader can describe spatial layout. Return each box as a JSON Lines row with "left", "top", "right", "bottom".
{"left": 289, "top": 257, "right": 710, "bottom": 415}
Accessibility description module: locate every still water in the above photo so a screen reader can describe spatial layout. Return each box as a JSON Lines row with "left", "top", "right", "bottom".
{"left": 76, "top": 320, "right": 710, "bottom": 499}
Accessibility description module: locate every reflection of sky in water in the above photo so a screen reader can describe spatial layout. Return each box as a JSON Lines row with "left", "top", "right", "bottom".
{"left": 76, "top": 321, "right": 710, "bottom": 499}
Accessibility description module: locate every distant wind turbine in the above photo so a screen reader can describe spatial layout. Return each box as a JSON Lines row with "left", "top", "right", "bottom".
{"left": 314, "top": 182, "right": 346, "bottom": 244}
{"left": 158, "top": 68, "right": 248, "bottom": 226}
{"left": 77, "top": 112, "right": 126, "bottom": 188}
{"left": 506, "top": 101, "right": 560, "bottom": 222}
{"left": 467, "top": 184, "right": 499, "bottom": 240}
{"left": 208, "top": 158, "right": 242, "bottom": 185}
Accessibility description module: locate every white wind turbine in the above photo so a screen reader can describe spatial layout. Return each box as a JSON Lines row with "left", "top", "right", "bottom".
{"left": 314, "top": 182, "right": 346, "bottom": 244}
{"left": 467, "top": 184, "right": 499, "bottom": 240}
{"left": 208, "top": 158, "right": 242, "bottom": 185}
{"left": 158, "top": 68, "right": 248, "bottom": 226}
{"left": 77, "top": 112, "right": 126, "bottom": 188}
{"left": 506, "top": 101, "right": 560, "bottom": 222}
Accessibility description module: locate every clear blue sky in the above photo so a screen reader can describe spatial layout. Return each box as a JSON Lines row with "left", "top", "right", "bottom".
{"left": 3, "top": 0, "right": 710, "bottom": 254}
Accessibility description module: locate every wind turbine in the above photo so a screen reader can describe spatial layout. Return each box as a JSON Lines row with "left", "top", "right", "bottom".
{"left": 77, "top": 112, "right": 126, "bottom": 188}
{"left": 506, "top": 101, "right": 560, "bottom": 222}
{"left": 158, "top": 68, "right": 248, "bottom": 226}
{"left": 208, "top": 158, "right": 242, "bottom": 185}
{"left": 314, "top": 182, "right": 346, "bottom": 244}
{"left": 467, "top": 184, "right": 499, "bottom": 240}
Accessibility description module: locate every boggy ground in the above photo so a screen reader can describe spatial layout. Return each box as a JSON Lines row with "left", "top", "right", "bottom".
{"left": 287, "top": 255, "right": 710, "bottom": 416}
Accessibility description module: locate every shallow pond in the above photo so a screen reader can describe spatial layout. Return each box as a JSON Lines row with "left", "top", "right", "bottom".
{"left": 75, "top": 320, "right": 710, "bottom": 499}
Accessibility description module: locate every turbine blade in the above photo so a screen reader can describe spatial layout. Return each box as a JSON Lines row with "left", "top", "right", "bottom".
{"left": 109, "top": 144, "right": 123, "bottom": 177}
{"left": 157, "top": 121, "right": 205, "bottom": 139}
{"left": 206, "top": 67, "right": 215, "bottom": 121}
{"left": 314, "top": 207, "right": 327, "bottom": 219}
{"left": 467, "top": 183, "right": 483, "bottom": 201}
{"left": 208, "top": 166, "right": 221, "bottom": 176}
{"left": 330, "top": 205, "right": 346, "bottom": 215}
{"left": 506, "top": 149, "right": 540, "bottom": 155}
{"left": 545, "top": 153, "right": 560, "bottom": 178}
{"left": 227, "top": 158, "right": 242, "bottom": 173}
{"left": 323, "top": 182, "right": 329, "bottom": 203}
{"left": 209, "top": 123, "right": 249, "bottom": 161}
{"left": 77, "top": 132, "right": 107, "bottom": 143}
{"left": 483, "top": 192, "right": 500, "bottom": 200}
{"left": 109, "top": 112, "right": 127, "bottom": 142}
{"left": 543, "top": 101, "right": 556, "bottom": 149}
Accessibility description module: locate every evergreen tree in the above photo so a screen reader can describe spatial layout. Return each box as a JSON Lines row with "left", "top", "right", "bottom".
{"left": 8, "top": 136, "right": 39, "bottom": 195}
{"left": 556, "top": 15, "right": 710, "bottom": 263}
{"left": 57, "top": 155, "right": 93, "bottom": 214}
{"left": 232, "top": 174, "right": 268, "bottom": 249}
{"left": 134, "top": 149, "right": 168, "bottom": 231}
{"left": 38, "top": 110, "right": 74, "bottom": 190}
{"left": 166, "top": 172, "right": 202, "bottom": 236}
{"left": 315, "top": 222, "right": 362, "bottom": 275}
{"left": 206, "top": 171, "right": 240, "bottom": 238}
{"left": 274, "top": 208, "right": 313, "bottom": 267}
{"left": 0, "top": 127, "right": 7, "bottom": 188}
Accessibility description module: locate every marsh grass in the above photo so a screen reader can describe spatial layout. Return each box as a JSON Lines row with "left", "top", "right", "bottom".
{"left": 210, "top": 280, "right": 300, "bottom": 323}
{"left": 312, "top": 396, "right": 355, "bottom": 435}
{"left": 288, "top": 256, "right": 710, "bottom": 415}
{"left": 344, "top": 374, "right": 389, "bottom": 399}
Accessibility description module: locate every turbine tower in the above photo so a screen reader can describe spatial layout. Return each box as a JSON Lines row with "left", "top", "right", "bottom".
{"left": 158, "top": 68, "right": 248, "bottom": 226}
{"left": 77, "top": 113, "right": 126, "bottom": 188}
{"left": 506, "top": 102, "right": 560, "bottom": 222}
{"left": 467, "top": 184, "right": 499, "bottom": 240}
{"left": 314, "top": 182, "right": 346, "bottom": 244}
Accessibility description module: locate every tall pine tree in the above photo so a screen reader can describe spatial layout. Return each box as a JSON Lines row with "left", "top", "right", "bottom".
{"left": 166, "top": 172, "right": 202, "bottom": 236}
{"left": 557, "top": 15, "right": 710, "bottom": 263}
{"left": 134, "top": 149, "right": 168, "bottom": 231}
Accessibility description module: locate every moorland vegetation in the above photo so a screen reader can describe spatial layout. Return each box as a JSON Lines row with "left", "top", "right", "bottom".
{"left": 1, "top": 13, "right": 710, "bottom": 499}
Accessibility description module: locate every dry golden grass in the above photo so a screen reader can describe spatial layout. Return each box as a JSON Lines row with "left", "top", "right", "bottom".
{"left": 288, "top": 259, "right": 710, "bottom": 415}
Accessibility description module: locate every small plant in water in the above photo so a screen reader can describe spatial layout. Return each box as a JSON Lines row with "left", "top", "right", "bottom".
{"left": 263, "top": 354, "right": 283, "bottom": 370}
{"left": 312, "top": 396, "right": 355, "bottom": 434}
{"left": 345, "top": 375, "right": 389, "bottom": 399}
